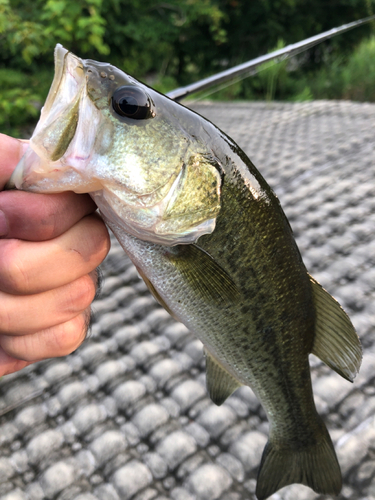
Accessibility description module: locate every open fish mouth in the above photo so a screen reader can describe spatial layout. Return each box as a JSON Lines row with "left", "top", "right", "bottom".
{"left": 7, "top": 45, "right": 95, "bottom": 192}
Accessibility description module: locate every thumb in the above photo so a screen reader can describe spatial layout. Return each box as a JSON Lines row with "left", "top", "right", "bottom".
{"left": 0, "top": 134, "right": 30, "bottom": 190}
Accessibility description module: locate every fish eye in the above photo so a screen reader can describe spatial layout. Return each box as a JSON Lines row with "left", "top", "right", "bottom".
{"left": 111, "top": 86, "right": 154, "bottom": 120}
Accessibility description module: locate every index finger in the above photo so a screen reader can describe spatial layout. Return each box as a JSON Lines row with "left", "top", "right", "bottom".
{"left": 0, "top": 134, "right": 100, "bottom": 241}
{"left": 0, "top": 190, "right": 99, "bottom": 241}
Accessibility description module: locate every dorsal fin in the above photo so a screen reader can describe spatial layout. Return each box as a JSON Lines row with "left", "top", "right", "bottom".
{"left": 204, "top": 349, "right": 242, "bottom": 405}
{"left": 309, "top": 275, "right": 362, "bottom": 382}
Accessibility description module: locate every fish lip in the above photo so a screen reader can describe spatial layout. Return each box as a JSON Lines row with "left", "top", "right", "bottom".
{"left": 31, "top": 44, "right": 85, "bottom": 143}
{"left": 7, "top": 45, "right": 87, "bottom": 191}
{"left": 41, "top": 44, "right": 84, "bottom": 120}
{"left": 46, "top": 44, "right": 69, "bottom": 114}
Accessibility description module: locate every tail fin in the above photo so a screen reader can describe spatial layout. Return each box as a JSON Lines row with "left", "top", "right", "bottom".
{"left": 256, "top": 426, "right": 342, "bottom": 500}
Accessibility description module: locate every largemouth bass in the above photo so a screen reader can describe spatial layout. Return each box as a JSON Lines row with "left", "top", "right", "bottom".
{"left": 8, "top": 45, "right": 362, "bottom": 499}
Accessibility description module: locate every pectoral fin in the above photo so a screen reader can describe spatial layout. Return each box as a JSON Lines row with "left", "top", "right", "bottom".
{"left": 167, "top": 244, "right": 241, "bottom": 307}
{"left": 205, "top": 350, "right": 242, "bottom": 406}
{"left": 309, "top": 275, "right": 362, "bottom": 382}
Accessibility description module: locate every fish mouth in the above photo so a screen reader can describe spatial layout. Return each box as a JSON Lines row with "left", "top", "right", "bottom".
{"left": 6, "top": 45, "right": 87, "bottom": 191}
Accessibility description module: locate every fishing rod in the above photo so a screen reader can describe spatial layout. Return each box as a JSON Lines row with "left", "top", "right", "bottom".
{"left": 167, "top": 15, "right": 375, "bottom": 102}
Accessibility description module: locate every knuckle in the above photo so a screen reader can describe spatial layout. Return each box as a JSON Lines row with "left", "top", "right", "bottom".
{"left": 67, "top": 274, "right": 97, "bottom": 313}
{"left": 0, "top": 310, "right": 90, "bottom": 363}
{"left": 80, "top": 215, "right": 111, "bottom": 268}
{"left": 50, "top": 312, "right": 89, "bottom": 355}
{"left": 94, "top": 217, "right": 111, "bottom": 260}
{"left": 0, "top": 240, "right": 29, "bottom": 294}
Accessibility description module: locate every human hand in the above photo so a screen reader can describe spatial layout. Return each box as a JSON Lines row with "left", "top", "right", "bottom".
{"left": 0, "top": 133, "right": 110, "bottom": 377}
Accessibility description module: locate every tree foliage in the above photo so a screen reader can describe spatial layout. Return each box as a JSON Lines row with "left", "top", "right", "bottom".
{"left": 0, "top": 0, "right": 374, "bottom": 135}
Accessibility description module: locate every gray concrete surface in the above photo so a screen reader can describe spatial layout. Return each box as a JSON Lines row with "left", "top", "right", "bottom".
{"left": 0, "top": 100, "right": 374, "bottom": 500}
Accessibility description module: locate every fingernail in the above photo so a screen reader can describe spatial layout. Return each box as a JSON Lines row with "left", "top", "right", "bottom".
{"left": 0, "top": 210, "right": 8, "bottom": 237}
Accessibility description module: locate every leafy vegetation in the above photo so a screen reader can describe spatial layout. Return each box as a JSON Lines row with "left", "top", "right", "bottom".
{"left": 0, "top": 0, "right": 374, "bottom": 135}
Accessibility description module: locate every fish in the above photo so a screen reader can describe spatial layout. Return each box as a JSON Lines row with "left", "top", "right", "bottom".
{"left": 8, "top": 44, "right": 362, "bottom": 500}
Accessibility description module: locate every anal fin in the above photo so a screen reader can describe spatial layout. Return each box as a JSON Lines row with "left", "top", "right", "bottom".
{"left": 205, "top": 349, "right": 242, "bottom": 406}
{"left": 309, "top": 275, "right": 362, "bottom": 382}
